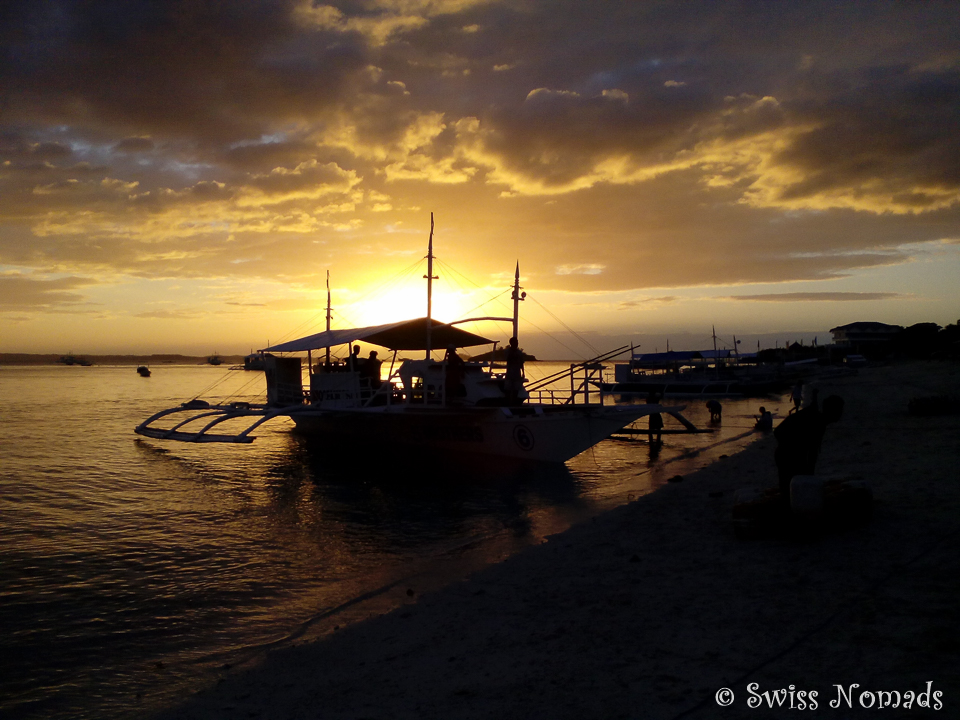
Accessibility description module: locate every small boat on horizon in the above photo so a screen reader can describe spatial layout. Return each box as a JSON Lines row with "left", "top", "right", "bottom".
{"left": 137, "top": 365, "right": 151, "bottom": 377}
{"left": 58, "top": 355, "right": 93, "bottom": 366}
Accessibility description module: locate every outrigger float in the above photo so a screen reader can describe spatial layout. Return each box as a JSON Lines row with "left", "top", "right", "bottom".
{"left": 136, "top": 217, "right": 699, "bottom": 464}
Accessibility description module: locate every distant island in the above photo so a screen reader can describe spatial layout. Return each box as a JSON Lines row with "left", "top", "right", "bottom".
{"left": 0, "top": 353, "right": 247, "bottom": 366}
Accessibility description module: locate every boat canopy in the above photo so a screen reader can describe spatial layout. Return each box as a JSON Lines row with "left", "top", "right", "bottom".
{"left": 261, "top": 317, "right": 493, "bottom": 353}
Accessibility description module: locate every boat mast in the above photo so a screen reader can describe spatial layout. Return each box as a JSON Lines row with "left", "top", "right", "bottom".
{"left": 511, "top": 262, "right": 525, "bottom": 341}
{"left": 424, "top": 213, "right": 437, "bottom": 359}
{"left": 325, "top": 270, "right": 332, "bottom": 366}
{"left": 712, "top": 325, "right": 719, "bottom": 377}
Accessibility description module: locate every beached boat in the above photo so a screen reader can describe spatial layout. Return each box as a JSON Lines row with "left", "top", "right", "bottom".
{"left": 135, "top": 219, "right": 693, "bottom": 464}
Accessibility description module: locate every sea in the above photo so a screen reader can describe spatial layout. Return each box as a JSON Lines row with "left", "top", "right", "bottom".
{"left": 0, "top": 362, "right": 791, "bottom": 719}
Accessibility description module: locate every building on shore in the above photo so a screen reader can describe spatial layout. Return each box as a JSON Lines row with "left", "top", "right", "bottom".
{"left": 829, "top": 322, "right": 903, "bottom": 356}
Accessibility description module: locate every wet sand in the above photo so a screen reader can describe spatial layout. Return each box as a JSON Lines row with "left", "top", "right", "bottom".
{"left": 156, "top": 362, "right": 960, "bottom": 719}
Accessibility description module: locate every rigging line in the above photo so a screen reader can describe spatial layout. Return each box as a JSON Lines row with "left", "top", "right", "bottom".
{"left": 521, "top": 315, "right": 591, "bottom": 361}
{"left": 459, "top": 287, "right": 513, "bottom": 320}
{"left": 435, "top": 258, "right": 514, "bottom": 309}
{"left": 222, "top": 372, "right": 267, "bottom": 403}
{"left": 527, "top": 294, "right": 602, "bottom": 356}
{"left": 190, "top": 370, "right": 237, "bottom": 401}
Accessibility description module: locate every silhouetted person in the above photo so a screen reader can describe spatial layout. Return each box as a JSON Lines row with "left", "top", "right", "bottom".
{"left": 790, "top": 380, "right": 804, "bottom": 414}
{"left": 706, "top": 399, "right": 722, "bottom": 422}
{"left": 444, "top": 345, "right": 466, "bottom": 402}
{"left": 504, "top": 336, "right": 525, "bottom": 405}
{"left": 755, "top": 406, "right": 773, "bottom": 432}
{"left": 349, "top": 344, "right": 362, "bottom": 372}
{"left": 647, "top": 391, "right": 663, "bottom": 446}
{"left": 774, "top": 393, "right": 844, "bottom": 496}
{"left": 362, "top": 350, "right": 382, "bottom": 389}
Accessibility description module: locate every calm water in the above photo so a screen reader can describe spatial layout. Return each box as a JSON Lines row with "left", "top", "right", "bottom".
{"left": 0, "top": 363, "right": 789, "bottom": 719}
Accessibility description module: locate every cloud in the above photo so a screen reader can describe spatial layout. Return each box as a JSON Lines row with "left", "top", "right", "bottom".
{"left": 727, "top": 292, "right": 907, "bottom": 302}
{"left": 133, "top": 309, "right": 205, "bottom": 320}
{"left": 114, "top": 137, "right": 155, "bottom": 153}
{"left": 619, "top": 296, "right": 680, "bottom": 308}
{"left": 0, "top": 0, "right": 958, "bottom": 299}
{"left": 555, "top": 264, "right": 605, "bottom": 276}
{"left": 0, "top": 273, "right": 100, "bottom": 310}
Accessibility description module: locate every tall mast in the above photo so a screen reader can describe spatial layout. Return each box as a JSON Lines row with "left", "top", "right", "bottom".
{"left": 325, "top": 270, "right": 332, "bottom": 365}
{"left": 424, "top": 213, "right": 437, "bottom": 359}
{"left": 511, "top": 262, "right": 525, "bottom": 341}
{"left": 712, "top": 324, "right": 719, "bottom": 377}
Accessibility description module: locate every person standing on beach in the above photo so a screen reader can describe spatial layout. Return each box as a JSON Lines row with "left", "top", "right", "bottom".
{"left": 706, "top": 399, "right": 722, "bottom": 422}
{"left": 647, "top": 391, "right": 664, "bottom": 447}
{"left": 774, "top": 393, "right": 844, "bottom": 496}
{"left": 790, "top": 380, "right": 803, "bottom": 414}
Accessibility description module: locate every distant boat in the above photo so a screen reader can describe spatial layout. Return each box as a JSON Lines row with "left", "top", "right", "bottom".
{"left": 206, "top": 354, "right": 222, "bottom": 366}
{"left": 137, "top": 365, "right": 151, "bottom": 377}
{"left": 58, "top": 355, "right": 92, "bottom": 366}
{"left": 135, "top": 217, "right": 693, "bottom": 464}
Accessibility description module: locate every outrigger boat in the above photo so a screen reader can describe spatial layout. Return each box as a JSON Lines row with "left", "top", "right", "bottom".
{"left": 135, "top": 217, "right": 694, "bottom": 464}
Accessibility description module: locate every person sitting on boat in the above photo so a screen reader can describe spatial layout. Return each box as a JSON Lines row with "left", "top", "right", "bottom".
{"left": 706, "top": 399, "right": 722, "bottom": 422}
{"left": 444, "top": 345, "right": 466, "bottom": 402}
{"left": 362, "top": 350, "right": 382, "bottom": 389}
{"left": 755, "top": 406, "right": 773, "bottom": 432}
{"left": 504, "top": 336, "right": 525, "bottom": 405}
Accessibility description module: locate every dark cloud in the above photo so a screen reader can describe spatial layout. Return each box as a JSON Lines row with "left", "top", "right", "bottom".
{"left": 114, "top": 137, "right": 155, "bottom": 153}
{"left": 1, "top": 0, "right": 370, "bottom": 143}
{"left": 0, "top": 0, "right": 958, "bottom": 294}
{"left": 770, "top": 67, "right": 960, "bottom": 210}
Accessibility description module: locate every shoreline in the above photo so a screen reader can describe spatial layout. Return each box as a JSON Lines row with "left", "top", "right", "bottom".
{"left": 156, "top": 361, "right": 960, "bottom": 719}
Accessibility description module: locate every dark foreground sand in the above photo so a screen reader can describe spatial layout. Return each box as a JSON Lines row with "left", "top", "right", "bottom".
{"left": 157, "top": 362, "right": 960, "bottom": 719}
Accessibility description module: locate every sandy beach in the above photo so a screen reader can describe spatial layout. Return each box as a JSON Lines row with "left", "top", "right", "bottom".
{"left": 155, "top": 361, "right": 960, "bottom": 719}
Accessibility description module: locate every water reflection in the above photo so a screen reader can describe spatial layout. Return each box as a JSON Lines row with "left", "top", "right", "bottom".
{"left": 1, "top": 365, "right": 784, "bottom": 720}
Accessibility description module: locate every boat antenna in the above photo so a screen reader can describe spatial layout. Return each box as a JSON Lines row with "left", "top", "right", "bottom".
{"left": 511, "top": 261, "right": 525, "bottom": 341}
{"left": 424, "top": 212, "right": 437, "bottom": 359}
{"left": 325, "top": 270, "right": 332, "bottom": 366}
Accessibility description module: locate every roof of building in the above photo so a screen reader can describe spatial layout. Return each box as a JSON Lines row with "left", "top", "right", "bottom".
{"left": 829, "top": 322, "right": 904, "bottom": 333}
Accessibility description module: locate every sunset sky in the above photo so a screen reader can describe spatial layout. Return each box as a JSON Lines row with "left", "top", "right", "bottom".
{"left": 2, "top": 0, "right": 958, "bottom": 359}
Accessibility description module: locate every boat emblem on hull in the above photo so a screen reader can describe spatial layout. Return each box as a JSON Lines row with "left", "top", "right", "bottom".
{"left": 513, "top": 424, "right": 535, "bottom": 451}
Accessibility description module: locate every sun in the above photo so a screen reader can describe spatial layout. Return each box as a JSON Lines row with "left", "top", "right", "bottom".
{"left": 342, "top": 277, "right": 477, "bottom": 328}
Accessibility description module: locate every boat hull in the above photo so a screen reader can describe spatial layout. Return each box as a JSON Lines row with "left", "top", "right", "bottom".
{"left": 290, "top": 404, "right": 654, "bottom": 464}
{"left": 602, "top": 377, "right": 783, "bottom": 398}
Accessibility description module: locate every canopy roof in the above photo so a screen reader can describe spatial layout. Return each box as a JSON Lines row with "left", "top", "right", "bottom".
{"left": 262, "top": 317, "right": 493, "bottom": 353}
